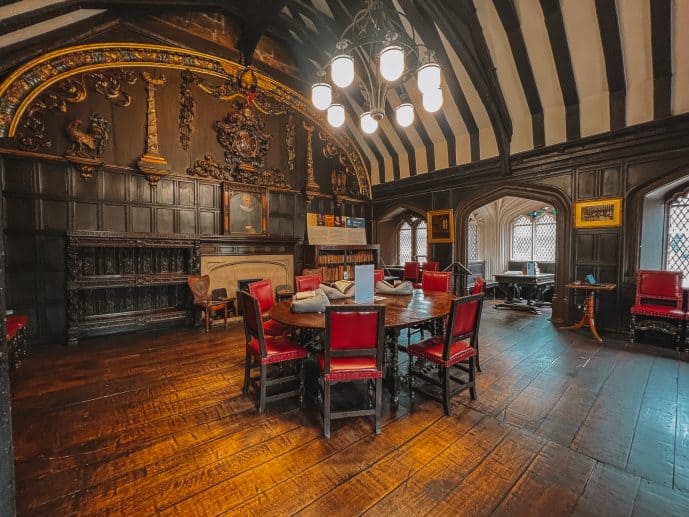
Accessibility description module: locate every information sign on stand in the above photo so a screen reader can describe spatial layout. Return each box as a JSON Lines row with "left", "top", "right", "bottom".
{"left": 354, "top": 264, "right": 375, "bottom": 304}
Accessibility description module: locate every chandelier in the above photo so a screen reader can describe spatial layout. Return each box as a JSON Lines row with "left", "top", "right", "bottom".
{"left": 310, "top": 0, "right": 442, "bottom": 134}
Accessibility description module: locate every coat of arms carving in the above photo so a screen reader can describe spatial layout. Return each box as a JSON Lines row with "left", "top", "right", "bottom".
{"left": 215, "top": 105, "right": 270, "bottom": 171}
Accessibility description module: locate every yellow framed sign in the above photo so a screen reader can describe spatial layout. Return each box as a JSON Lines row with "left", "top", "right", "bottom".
{"left": 427, "top": 209, "right": 454, "bottom": 243}
{"left": 574, "top": 198, "right": 622, "bottom": 228}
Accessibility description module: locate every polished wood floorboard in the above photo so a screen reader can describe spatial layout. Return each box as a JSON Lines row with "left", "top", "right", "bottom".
{"left": 11, "top": 302, "right": 689, "bottom": 516}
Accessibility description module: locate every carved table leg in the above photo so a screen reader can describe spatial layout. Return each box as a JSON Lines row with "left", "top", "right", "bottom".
{"left": 386, "top": 328, "right": 401, "bottom": 407}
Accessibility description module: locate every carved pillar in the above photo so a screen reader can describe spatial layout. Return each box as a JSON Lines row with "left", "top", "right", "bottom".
{"left": 137, "top": 72, "right": 170, "bottom": 187}
{"left": 302, "top": 121, "right": 320, "bottom": 203}
{"left": 66, "top": 238, "right": 80, "bottom": 346}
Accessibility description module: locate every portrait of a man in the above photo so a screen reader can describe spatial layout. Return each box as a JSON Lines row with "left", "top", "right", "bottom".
{"left": 229, "top": 192, "right": 263, "bottom": 234}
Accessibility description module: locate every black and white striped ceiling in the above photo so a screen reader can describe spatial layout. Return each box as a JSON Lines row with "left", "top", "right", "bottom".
{"left": 2, "top": 0, "right": 688, "bottom": 186}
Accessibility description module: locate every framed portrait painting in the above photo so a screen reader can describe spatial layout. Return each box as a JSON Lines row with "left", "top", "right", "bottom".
{"left": 427, "top": 209, "right": 454, "bottom": 243}
{"left": 574, "top": 198, "right": 622, "bottom": 228}
{"left": 222, "top": 183, "right": 268, "bottom": 236}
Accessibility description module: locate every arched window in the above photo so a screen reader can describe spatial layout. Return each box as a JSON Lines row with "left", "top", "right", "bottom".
{"left": 397, "top": 215, "right": 427, "bottom": 264}
{"left": 511, "top": 211, "right": 557, "bottom": 262}
{"left": 666, "top": 194, "right": 689, "bottom": 279}
{"left": 468, "top": 216, "right": 479, "bottom": 261}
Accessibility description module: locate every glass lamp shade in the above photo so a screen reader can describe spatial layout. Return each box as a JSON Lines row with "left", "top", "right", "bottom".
{"left": 330, "top": 54, "right": 355, "bottom": 88}
{"left": 395, "top": 102, "right": 414, "bottom": 127}
{"left": 360, "top": 111, "right": 378, "bottom": 134}
{"left": 422, "top": 88, "right": 443, "bottom": 113}
{"left": 311, "top": 83, "right": 332, "bottom": 111}
{"left": 379, "top": 45, "right": 405, "bottom": 82}
{"left": 417, "top": 62, "right": 441, "bottom": 94}
{"left": 327, "top": 103, "right": 346, "bottom": 128}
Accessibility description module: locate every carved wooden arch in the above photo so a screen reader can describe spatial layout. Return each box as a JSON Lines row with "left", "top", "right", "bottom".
{"left": 0, "top": 43, "right": 371, "bottom": 199}
{"left": 454, "top": 183, "right": 573, "bottom": 325}
{"left": 624, "top": 161, "right": 689, "bottom": 281}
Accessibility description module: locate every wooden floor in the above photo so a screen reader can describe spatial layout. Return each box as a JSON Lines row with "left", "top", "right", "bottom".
{"left": 10, "top": 303, "right": 689, "bottom": 516}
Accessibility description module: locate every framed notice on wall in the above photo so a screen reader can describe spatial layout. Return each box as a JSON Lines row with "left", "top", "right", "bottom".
{"left": 427, "top": 209, "right": 454, "bottom": 243}
{"left": 306, "top": 213, "right": 366, "bottom": 245}
{"left": 574, "top": 198, "right": 622, "bottom": 228}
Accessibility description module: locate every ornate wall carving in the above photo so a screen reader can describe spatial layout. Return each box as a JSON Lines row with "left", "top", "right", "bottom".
{"left": 64, "top": 112, "right": 112, "bottom": 179}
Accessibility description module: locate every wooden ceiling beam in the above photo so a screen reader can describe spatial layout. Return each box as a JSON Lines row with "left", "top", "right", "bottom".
{"left": 594, "top": 0, "right": 626, "bottom": 130}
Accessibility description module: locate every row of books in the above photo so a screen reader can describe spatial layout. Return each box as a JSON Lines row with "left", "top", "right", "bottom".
{"left": 315, "top": 250, "right": 375, "bottom": 266}
{"left": 313, "top": 264, "right": 373, "bottom": 282}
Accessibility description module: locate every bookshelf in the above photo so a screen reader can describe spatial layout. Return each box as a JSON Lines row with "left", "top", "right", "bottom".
{"left": 303, "top": 244, "right": 380, "bottom": 283}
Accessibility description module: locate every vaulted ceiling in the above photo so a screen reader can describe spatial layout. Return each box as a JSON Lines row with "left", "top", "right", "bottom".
{"left": 1, "top": 0, "right": 688, "bottom": 186}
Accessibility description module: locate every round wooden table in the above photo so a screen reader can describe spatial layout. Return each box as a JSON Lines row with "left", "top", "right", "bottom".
{"left": 269, "top": 289, "right": 456, "bottom": 405}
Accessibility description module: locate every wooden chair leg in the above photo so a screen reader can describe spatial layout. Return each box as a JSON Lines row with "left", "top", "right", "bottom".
{"left": 204, "top": 309, "right": 210, "bottom": 334}
{"left": 259, "top": 365, "right": 268, "bottom": 414}
{"left": 408, "top": 355, "right": 415, "bottom": 402}
{"left": 442, "top": 367, "right": 451, "bottom": 416}
{"left": 298, "top": 360, "right": 305, "bottom": 407}
{"left": 469, "top": 357, "right": 477, "bottom": 400}
{"left": 374, "top": 378, "right": 382, "bottom": 435}
{"left": 629, "top": 315, "right": 636, "bottom": 343}
{"left": 224, "top": 304, "right": 228, "bottom": 328}
{"left": 323, "top": 382, "right": 332, "bottom": 438}
{"left": 242, "top": 351, "right": 251, "bottom": 395}
{"left": 475, "top": 339, "right": 481, "bottom": 373}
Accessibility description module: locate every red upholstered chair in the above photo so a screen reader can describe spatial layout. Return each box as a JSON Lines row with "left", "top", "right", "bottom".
{"left": 320, "top": 305, "right": 385, "bottom": 438}
{"left": 295, "top": 274, "right": 321, "bottom": 292}
{"left": 187, "top": 275, "right": 231, "bottom": 333}
{"left": 374, "top": 269, "right": 385, "bottom": 284}
{"left": 630, "top": 270, "right": 685, "bottom": 346}
{"left": 407, "top": 271, "right": 452, "bottom": 345}
{"left": 240, "top": 291, "right": 307, "bottom": 413}
{"left": 403, "top": 261, "right": 420, "bottom": 284}
{"left": 248, "top": 279, "right": 288, "bottom": 337}
{"left": 6, "top": 314, "right": 28, "bottom": 369}
{"left": 423, "top": 261, "right": 440, "bottom": 272}
{"left": 408, "top": 293, "right": 484, "bottom": 415}
{"left": 421, "top": 271, "right": 452, "bottom": 292}
{"left": 471, "top": 276, "right": 486, "bottom": 295}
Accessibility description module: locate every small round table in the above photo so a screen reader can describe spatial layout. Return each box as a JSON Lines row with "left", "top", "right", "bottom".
{"left": 269, "top": 289, "right": 455, "bottom": 405}
{"left": 562, "top": 282, "right": 616, "bottom": 342}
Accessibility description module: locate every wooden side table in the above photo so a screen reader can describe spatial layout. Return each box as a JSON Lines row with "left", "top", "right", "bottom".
{"left": 562, "top": 282, "right": 616, "bottom": 342}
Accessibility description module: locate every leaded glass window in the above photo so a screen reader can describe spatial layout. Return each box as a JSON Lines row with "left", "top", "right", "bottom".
{"left": 468, "top": 217, "right": 479, "bottom": 261}
{"left": 666, "top": 195, "right": 689, "bottom": 280}
{"left": 398, "top": 221, "right": 412, "bottom": 264}
{"left": 511, "top": 215, "right": 533, "bottom": 261}
{"left": 511, "top": 212, "right": 557, "bottom": 262}
{"left": 534, "top": 213, "right": 556, "bottom": 262}
{"left": 415, "top": 220, "right": 427, "bottom": 264}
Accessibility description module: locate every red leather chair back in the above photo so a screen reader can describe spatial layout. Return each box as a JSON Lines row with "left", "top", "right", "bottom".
{"left": 239, "top": 291, "right": 267, "bottom": 356}
{"left": 421, "top": 271, "right": 452, "bottom": 292}
{"left": 423, "top": 261, "right": 440, "bottom": 272}
{"left": 323, "top": 305, "right": 385, "bottom": 374}
{"left": 471, "top": 277, "right": 486, "bottom": 295}
{"left": 635, "top": 270, "right": 683, "bottom": 308}
{"left": 446, "top": 294, "right": 484, "bottom": 360}
{"left": 374, "top": 269, "right": 385, "bottom": 284}
{"left": 403, "top": 261, "right": 420, "bottom": 283}
{"left": 296, "top": 274, "right": 321, "bottom": 292}
{"left": 248, "top": 279, "right": 274, "bottom": 313}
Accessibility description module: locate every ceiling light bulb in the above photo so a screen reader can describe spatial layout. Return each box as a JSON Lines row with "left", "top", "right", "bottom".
{"left": 360, "top": 111, "right": 378, "bottom": 134}
{"left": 327, "top": 103, "right": 346, "bottom": 128}
{"left": 422, "top": 88, "right": 443, "bottom": 113}
{"left": 330, "top": 54, "right": 354, "bottom": 88}
{"left": 417, "top": 62, "right": 441, "bottom": 94}
{"left": 379, "top": 45, "right": 405, "bottom": 82}
{"left": 311, "top": 82, "right": 332, "bottom": 111}
{"left": 395, "top": 102, "right": 414, "bottom": 127}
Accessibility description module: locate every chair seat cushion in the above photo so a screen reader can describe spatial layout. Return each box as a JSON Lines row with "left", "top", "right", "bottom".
{"left": 6, "top": 314, "right": 28, "bottom": 340}
{"left": 262, "top": 318, "right": 289, "bottom": 336}
{"left": 318, "top": 356, "right": 382, "bottom": 382}
{"left": 630, "top": 304, "right": 685, "bottom": 320}
{"left": 408, "top": 336, "right": 476, "bottom": 367}
{"left": 247, "top": 336, "right": 307, "bottom": 365}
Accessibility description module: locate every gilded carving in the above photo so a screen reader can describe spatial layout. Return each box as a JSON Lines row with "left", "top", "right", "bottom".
{"left": 303, "top": 121, "right": 319, "bottom": 202}
{"left": 64, "top": 113, "right": 112, "bottom": 180}
{"left": 0, "top": 44, "right": 371, "bottom": 199}
{"left": 179, "top": 71, "right": 195, "bottom": 150}
{"left": 137, "top": 71, "right": 171, "bottom": 187}
{"left": 215, "top": 104, "right": 270, "bottom": 170}
{"left": 186, "top": 153, "right": 289, "bottom": 189}
{"left": 319, "top": 130, "right": 339, "bottom": 159}
{"left": 286, "top": 113, "right": 296, "bottom": 178}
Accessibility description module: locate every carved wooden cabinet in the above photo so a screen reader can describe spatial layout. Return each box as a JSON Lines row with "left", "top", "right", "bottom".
{"left": 66, "top": 231, "right": 199, "bottom": 345}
